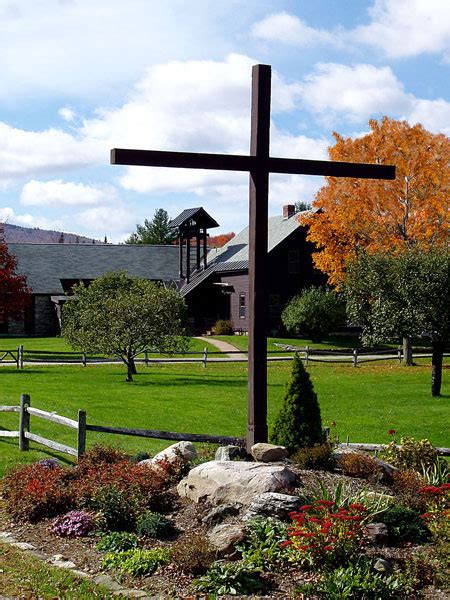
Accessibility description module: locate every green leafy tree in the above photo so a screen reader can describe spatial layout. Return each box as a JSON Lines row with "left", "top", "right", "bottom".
{"left": 344, "top": 248, "right": 449, "bottom": 396}
{"left": 62, "top": 271, "right": 188, "bottom": 382}
{"left": 126, "top": 209, "right": 176, "bottom": 245}
{"left": 270, "top": 354, "right": 323, "bottom": 453}
{"left": 282, "top": 286, "right": 345, "bottom": 342}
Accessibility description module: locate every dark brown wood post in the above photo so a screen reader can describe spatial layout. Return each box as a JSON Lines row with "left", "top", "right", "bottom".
{"left": 247, "top": 64, "right": 271, "bottom": 450}
{"left": 185, "top": 236, "right": 190, "bottom": 283}
{"left": 77, "top": 410, "right": 86, "bottom": 459}
{"left": 179, "top": 235, "right": 183, "bottom": 278}
{"left": 196, "top": 234, "right": 201, "bottom": 270}
{"left": 19, "top": 393, "right": 30, "bottom": 451}
{"left": 203, "top": 229, "right": 207, "bottom": 269}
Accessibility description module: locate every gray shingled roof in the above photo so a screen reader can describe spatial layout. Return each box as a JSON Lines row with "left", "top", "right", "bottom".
{"left": 180, "top": 212, "right": 303, "bottom": 296}
{"left": 9, "top": 243, "right": 180, "bottom": 294}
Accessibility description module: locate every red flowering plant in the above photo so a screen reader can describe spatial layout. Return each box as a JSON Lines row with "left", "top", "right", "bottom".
{"left": 281, "top": 500, "right": 367, "bottom": 568}
{"left": 419, "top": 483, "right": 450, "bottom": 538}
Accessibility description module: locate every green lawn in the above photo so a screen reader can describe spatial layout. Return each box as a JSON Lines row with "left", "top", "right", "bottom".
{"left": 0, "top": 336, "right": 218, "bottom": 361}
{"left": 0, "top": 359, "right": 448, "bottom": 476}
{"left": 211, "top": 335, "right": 400, "bottom": 352}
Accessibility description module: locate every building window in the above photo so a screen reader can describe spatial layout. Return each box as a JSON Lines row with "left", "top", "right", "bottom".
{"left": 239, "top": 293, "right": 246, "bottom": 318}
{"left": 288, "top": 250, "right": 300, "bottom": 274}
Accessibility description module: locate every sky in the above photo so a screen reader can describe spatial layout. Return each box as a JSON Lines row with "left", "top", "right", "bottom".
{"left": 0, "top": 0, "right": 449, "bottom": 242}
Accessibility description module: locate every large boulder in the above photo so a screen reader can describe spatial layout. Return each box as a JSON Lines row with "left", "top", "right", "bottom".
{"left": 251, "top": 443, "right": 288, "bottom": 462}
{"left": 208, "top": 523, "right": 246, "bottom": 556}
{"left": 140, "top": 441, "right": 197, "bottom": 472}
{"left": 177, "top": 460, "right": 298, "bottom": 505}
{"left": 244, "top": 492, "right": 301, "bottom": 521}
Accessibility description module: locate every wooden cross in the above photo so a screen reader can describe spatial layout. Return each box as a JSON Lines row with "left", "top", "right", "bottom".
{"left": 111, "top": 64, "right": 395, "bottom": 451}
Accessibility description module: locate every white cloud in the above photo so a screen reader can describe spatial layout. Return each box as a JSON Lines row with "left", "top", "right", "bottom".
{"left": 252, "top": 12, "right": 336, "bottom": 47}
{"left": 0, "top": 121, "right": 101, "bottom": 180}
{"left": 58, "top": 107, "right": 76, "bottom": 122}
{"left": 73, "top": 205, "right": 137, "bottom": 235}
{"left": 252, "top": 2, "right": 450, "bottom": 60}
{"left": 300, "top": 63, "right": 409, "bottom": 124}
{"left": 0, "top": 206, "right": 65, "bottom": 230}
{"left": 297, "top": 62, "right": 450, "bottom": 134}
{"left": 353, "top": 0, "right": 450, "bottom": 59}
{"left": 20, "top": 179, "right": 114, "bottom": 207}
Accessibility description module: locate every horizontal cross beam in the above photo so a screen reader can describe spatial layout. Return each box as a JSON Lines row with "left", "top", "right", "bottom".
{"left": 111, "top": 148, "right": 395, "bottom": 180}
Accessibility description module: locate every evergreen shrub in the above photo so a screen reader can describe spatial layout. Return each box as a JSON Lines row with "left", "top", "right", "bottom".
{"left": 270, "top": 354, "right": 323, "bottom": 454}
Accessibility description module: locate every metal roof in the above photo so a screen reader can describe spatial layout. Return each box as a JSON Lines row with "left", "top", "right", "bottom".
{"left": 9, "top": 243, "right": 180, "bottom": 295}
{"left": 169, "top": 207, "right": 219, "bottom": 229}
{"left": 180, "top": 260, "right": 249, "bottom": 297}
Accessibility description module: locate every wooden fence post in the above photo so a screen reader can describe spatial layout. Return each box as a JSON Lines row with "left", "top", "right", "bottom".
{"left": 323, "top": 426, "right": 330, "bottom": 441}
{"left": 16, "top": 347, "right": 20, "bottom": 369}
{"left": 82, "top": 353, "right": 87, "bottom": 367}
{"left": 202, "top": 347, "right": 208, "bottom": 368}
{"left": 305, "top": 346, "right": 309, "bottom": 366}
{"left": 144, "top": 349, "right": 149, "bottom": 367}
{"left": 19, "top": 345, "right": 24, "bottom": 369}
{"left": 77, "top": 410, "right": 86, "bottom": 459}
{"left": 397, "top": 346, "right": 402, "bottom": 363}
{"left": 19, "top": 393, "right": 30, "bottom": 451}
{"left": 352, "top": 349, "right": 358, "bottom": 367}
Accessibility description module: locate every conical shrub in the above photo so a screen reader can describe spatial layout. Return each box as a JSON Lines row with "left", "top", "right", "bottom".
{"left": 270, "top": 354, "right": 323, "bottom": 454}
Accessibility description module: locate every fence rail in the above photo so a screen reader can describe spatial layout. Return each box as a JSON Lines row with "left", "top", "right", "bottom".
{"left": 1, "top": 343, "right": 447, "bottom": 369}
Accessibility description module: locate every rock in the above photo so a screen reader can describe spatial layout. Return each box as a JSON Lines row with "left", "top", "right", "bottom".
{"left": 50, "top": 557, "right": 76, "bottom": 569}
{"left": 140, "top": 441, "right": 197, "bottom": 470}
{"left": 373, "top": 558, "right": 393, "bottom": 574}
{"left": 365, "top": 523, "right": 389, "bottom": 546}
{"left": 251, "top": 443, "right": 288, "bottom": 462}
{"left": 208, "top": 523, "right": 246, "bottom": 555}
{"left": 11, "top": 542, "right": 35, "bottom": 551}
{"left": 202, "top": 503, "right": 242, "bottom": 526}
{"left": 177, "top": 460, "right": 298, "bottom": 505}
{"left": 244, "top": 492, "right": 301, "bottom": 521}
{"left": 215, "top": 445, "right": 247, "bottom": 461}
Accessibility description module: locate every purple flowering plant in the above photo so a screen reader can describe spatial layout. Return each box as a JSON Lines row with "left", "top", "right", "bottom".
{"left": 50, "top": 510, "right": 95, "bottom": 538}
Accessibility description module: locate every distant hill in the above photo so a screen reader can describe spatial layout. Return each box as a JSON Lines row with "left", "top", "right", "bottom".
{"left": 3, "top": 223, "right": 106, "bottom": 244}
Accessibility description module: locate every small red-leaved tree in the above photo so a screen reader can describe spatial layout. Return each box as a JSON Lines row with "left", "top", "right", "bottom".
{"left": 0, "top": 234, "right": 31, "bottom": 326}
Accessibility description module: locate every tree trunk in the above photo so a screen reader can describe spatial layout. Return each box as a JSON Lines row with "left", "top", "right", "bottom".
{"left": 431, "top": 340, "right": 444, "bottom": 397}
{"left": 130, "top": 356, "right": 137, "bottom": 375}
{"left": 402, "top": 337, "right": 413, "bottom": 366}
{"left": 126, "top": 360, "right": 134, "bottom": 382}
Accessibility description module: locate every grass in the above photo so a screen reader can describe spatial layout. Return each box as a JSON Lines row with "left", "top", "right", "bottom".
{"left": 0, "top": 541, "right": 114, "bottom": 598}
{"left": 0, "top": 359, "right": 448, "bottom": 476}
{"left": 0, "top": 335, "right": 218, "bottom": 361}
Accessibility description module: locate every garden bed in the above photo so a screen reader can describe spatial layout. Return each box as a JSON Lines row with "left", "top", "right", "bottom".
{"left": 1, "top": 442, "right": 449, "bottom": 598}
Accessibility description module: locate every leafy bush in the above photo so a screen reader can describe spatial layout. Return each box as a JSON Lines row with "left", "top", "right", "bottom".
{"left": 392, "top": 469, "right": 427, "bottom": 512}
{"left": 96, "top": 531, "right": 139, "bottom": 552}
{"left": 282, "top": 286, "right": 345, "bottom": 342}
{"left": 129, "top": 451, "right": 150, "bottom": 463}
{"left": 170, "top": 533, "right": 215, "bottom": 575}
{"left": 2, "top": 463, "right": 72, "bottom": 522}
{"left": 237, "top": 518, "right": 289, "bottom": 569}
{"left": 378, "top": 506, "right": 430, "bottom": 544}
{"left": 419, "top": 483, "right": 450, "bottom": 539}
{"left": 102, "top": 547, "right": 170, "bottom": 576}
{"left": 91, "top": 486, "right": 138, "bottom": 531}
{"left": 194, "top": 561, "right": 264, "bottom": 596}
{"left": 337, "top": 452, "right": 382, "bottom": 480}
{"left": 213, "top": 319, "right": 234, "bottom": 335}
{"left": 282, "top": 500, "right": 367, "bottom": 568}
{"left": 270, "top": 354, "right": 323, "bottom": 453}
{"left": 37, "top": 458, "right": 60, "bottom": 469}
{"left": 136, "top": 510, "right": 176, "bottom": 539}
{"left": 382, "top": 437, "right": 438, "bottom": 471}
{"left": 297, "top": 558, "right": 413, "bottom": 599}
{"left": 50, "top": 510, "right": 95, "bottom": 538}
{"left": 77, "top": 444, "right": 130, "bottom": 469}
{"left": 291, "top": 443, "right": 335, "bottom": 471}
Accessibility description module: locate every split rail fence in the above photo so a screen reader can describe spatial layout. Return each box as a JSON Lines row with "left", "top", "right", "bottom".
{"left": 1, "top": 395, "right": 449, "bottom": 458}
{"left": 0, "top": 395, "right": 244, "bottom": 459}
{"left": 0, "top": 344, "right": 446, "bottom": 369}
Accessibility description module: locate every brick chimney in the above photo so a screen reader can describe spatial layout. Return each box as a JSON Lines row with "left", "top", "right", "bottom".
{"left": 283, "top": 204, "right": 295, "bottom": 219}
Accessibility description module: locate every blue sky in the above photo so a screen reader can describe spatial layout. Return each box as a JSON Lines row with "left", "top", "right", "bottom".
{"left": 0, "top": 0, "right": 448, "bottom": 242}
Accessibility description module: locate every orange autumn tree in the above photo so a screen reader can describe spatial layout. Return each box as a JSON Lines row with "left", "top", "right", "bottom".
{"left": 301, "top": 117, "right": 449, "bottom": 286}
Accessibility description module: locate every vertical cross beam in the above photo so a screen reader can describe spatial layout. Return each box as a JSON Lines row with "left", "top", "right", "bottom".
{"left": 247, "top": 64, "right": 271, "bottom": 450}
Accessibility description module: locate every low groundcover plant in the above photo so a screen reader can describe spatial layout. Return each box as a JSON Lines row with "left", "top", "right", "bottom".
{"left": 50, "top": 510, "right": 95, "bottom": 538}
